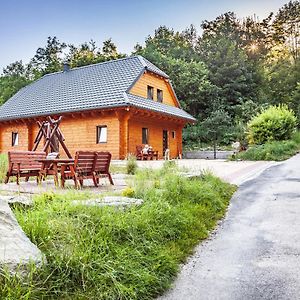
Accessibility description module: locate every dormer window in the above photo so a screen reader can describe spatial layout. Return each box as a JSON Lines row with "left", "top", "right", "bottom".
{"left": 157, "top": 89, "right": 163, "bottom": 103}
{"left": 147, "top": 85, "right": 154, "bottom": 100}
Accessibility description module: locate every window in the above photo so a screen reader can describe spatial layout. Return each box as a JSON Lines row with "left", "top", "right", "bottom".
{"left": 157, "top": 89, "right": 163, "bottom": 103}
{"left": 142, "top": 128, "right": 149, "bottom": 144}
{"left": 172, "top": 131, "right": 176, "bottom": 139}
{"left": 12, "top": 132, "right": 19, "bottom": 146}
{"left": 147, "top": 85, "right": 154, "bottom": 100}
{"left": 96, "top": 126, "right": 107, "bottom": 143}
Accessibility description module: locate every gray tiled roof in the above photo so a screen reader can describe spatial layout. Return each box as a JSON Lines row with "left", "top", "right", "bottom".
{"left": 0, "top": 55, "right": 194, "bottom": 122}
{"left": 125, "top": 93, "right": 195, "bottom": 121}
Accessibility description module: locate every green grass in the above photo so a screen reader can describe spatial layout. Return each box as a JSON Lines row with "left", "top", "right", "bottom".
{"left": 235, "top": 131, "right": 300, "bottom": 161}
{"left": 0, "top": 165, "right": 236, "bottom": 299}
{"left": 0, "top": 153, "right": 8, "bottom": 183}
{"left": 109, "top": 164, "right": 127, "bottom": 174}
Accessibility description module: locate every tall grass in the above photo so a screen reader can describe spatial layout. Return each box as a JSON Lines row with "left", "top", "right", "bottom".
{"left": 235, "top": 131, "right": 300, "bottom": 161}
{"left": 0, "top": 165, "right": 236, "bottom": 299}
{"left": 0, "top": 153, "right": 8, "bottom": 183}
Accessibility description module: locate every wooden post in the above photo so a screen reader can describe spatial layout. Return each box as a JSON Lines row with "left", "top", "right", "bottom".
{"left": 116, "top": 110, "right": 131, "bottom": 159}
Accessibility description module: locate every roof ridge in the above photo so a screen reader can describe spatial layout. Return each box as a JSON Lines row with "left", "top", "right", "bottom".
{"left": 43, "top": 55, "right": 142, "bottom": 78}
{"left": 137, "top": 55, "right": 147, "bottom": 68}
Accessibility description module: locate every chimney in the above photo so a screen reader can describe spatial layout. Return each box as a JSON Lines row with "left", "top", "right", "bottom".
{"left": 63, "top": 62, "right": 70, "bottom": 72}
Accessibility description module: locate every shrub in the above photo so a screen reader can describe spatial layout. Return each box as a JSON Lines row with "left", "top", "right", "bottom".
{"left": 126, "top": 154, "right": 138, "bottom": 175}
{"left": 235, "top": 131, "right": 300, "bottom": 161}
{"left": 122, "top": 187, "right": 135, "bottom": 197}
{"left": 247, "top": 105, "right": 297, "bottom": 144}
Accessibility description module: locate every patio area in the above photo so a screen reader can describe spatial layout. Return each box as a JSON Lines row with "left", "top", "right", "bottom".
{"left": 0, "top": 173, "right": 127, "bottom": 195}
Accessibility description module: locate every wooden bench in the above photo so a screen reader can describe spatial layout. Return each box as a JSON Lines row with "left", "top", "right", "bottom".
{"left": 60, "top": 151, "right": 113, "bottom": 188}
{"left": 94, "top": 152, "right": 114, "bottom": 185}
{"left": 5, "top": 151, "right": 46, "bottom": 184}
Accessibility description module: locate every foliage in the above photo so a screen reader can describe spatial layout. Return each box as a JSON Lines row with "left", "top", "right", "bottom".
{"left": 31, "top": 36, "right": 67, "bottom": 76}
{"left": 273, "top": 0, "right": 300, "bottom": 61}
{"left": 126, "top": 154, "right": 138, "bottom": 175}
{"left": 235, "top": 131, "right": 300, "bottom": 161}
{"left": 0, "top": 169, "right": 235, "bottom": 299}
{"left": 247, "top": 105, "right": 297, "bottom": 144}
{"left": 0, "top": 153, "right": 8, "bottom": 183}
{"left": 68, "top": 39, "right": 125, "bottom": 68}
{"left": 122, "top": 187, "right": 136, "bottom": 198}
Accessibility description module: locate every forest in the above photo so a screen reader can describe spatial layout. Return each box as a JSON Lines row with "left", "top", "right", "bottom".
{"left": 0, "top": 0, "right": 299, "bottom": 148}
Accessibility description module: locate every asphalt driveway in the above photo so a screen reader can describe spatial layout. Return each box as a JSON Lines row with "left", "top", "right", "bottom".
{"left": 160, "top": 154, "right": 300, "bottom": 300}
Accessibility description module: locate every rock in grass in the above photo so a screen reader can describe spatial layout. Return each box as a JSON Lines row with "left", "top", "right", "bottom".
{"left": 72, "top": 196, "right": 143, "bottom": 207}
{"left": 0, "top": 199, "right": 44, "bottom": 273}
{"left": 0, "top": 194, "right": 33, "bottom": 206}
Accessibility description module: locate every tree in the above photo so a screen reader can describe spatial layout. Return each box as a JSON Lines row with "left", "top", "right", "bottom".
{"left": 273, "top": 0, "right": 300, "bottom": 61}
{"left": 30, "top": 36, "right": 67, "bottom": 75}
{"left": 198, "top": 36, "right": 259, "bottom": 113}
{"left": 69, "top": 39, "right": 125, "bottom": 68}
{"left": 202, "top": 109, "right": 231, "bottom": 158}
{"left": 0, "top": 60, "right": 32, "bottom": 105}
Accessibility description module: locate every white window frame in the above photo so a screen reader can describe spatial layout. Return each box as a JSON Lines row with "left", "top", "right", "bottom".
{"left": 96, "top": 126, "right": 107, "bottom": 143}
{"left": 12, "top": 132, "right": 19, "bottom": 146}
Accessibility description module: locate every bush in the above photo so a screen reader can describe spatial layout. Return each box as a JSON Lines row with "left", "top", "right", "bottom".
{"left": 126, "top": 154, "right": 138, "bottom": 175}
{"left": 247, "top": 105, "right": 297, "bottom": 144}
{"left": 235, "top": 131, "right": 300, "bottom": 161}
{"left": 122, "top": 187, "right": 135, "bottom": 197}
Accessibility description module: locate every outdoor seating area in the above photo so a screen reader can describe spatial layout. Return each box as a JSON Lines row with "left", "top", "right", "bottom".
{"left": 4, "top": 150, "right": 114, "bottom": 188}
{"left": 2, "top": 116, "right": 115, "bottom": 189}
{"left": 136, "top": 144, "right": 159, "bottom": 160}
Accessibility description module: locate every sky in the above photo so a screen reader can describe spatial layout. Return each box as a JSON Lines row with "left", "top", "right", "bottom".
{"left": 0, "top": 0, "right": 289, "bottom": 71}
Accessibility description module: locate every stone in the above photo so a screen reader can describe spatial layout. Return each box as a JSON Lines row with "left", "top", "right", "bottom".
{"left": 72, "top": 196, "right": 143, "bottom": 207}
{"left": 0, "top": 194, "right": 33, "bottom": 206}
{"left": 0, "top": 199, "right": 44, "bottom": 273}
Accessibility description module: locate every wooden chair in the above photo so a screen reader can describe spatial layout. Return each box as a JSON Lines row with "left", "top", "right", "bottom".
{"left": 5, "top": 151, "right": 46, "bottom": 184}
{"left": 136, "top": 145, "right": 149, "bottom": 160}
{"left": 60, "top": 151, "right": 96, "bottom": 188}
{"left": 136, "top": 145, "right": 143, "bottom": 160}
{"left": 94, "top": 152, "right": 114, "bottom": 185}
{"left": 148, "top": 150, "right": 159, "bottom": 160}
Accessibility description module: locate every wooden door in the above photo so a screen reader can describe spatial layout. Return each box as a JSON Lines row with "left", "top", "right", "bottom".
{"left": 163, "top": 130, "right": 168, "bottom": 155}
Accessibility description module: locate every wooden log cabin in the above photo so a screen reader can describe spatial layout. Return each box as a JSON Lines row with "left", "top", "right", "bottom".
{"left": 0, "top": 56, "right": 195, "bottom": 159}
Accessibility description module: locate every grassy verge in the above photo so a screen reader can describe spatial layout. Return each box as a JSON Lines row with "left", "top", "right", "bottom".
{"left": 0, "top": 164, "right": 236, "bottom": 299}
{"left": 0, "top": 153, "right": 8, "bottom": 183}
{"left": 235, "top": 132, "right": 300, "bottom": 161}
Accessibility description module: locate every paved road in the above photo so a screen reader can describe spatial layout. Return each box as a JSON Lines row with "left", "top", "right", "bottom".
{"left": 161, "top": 154, "right": 300, "bottom": 300}
{"left": 131, "top": 159, "right": 275, "bottom": 186}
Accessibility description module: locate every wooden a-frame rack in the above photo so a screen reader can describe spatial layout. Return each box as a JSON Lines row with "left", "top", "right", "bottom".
{"left": 32, "top": 116, "right": 72, "bottom": 158}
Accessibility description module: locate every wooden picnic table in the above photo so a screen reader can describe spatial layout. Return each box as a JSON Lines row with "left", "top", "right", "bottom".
{"left": 38, "top": 158, "right": 75, "bottom": 186}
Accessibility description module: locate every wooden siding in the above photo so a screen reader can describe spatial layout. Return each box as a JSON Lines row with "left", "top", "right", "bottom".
{"left": 130, "top": 72, "right": 179, "bottom": 107}
{"left": 0, "top": 123, "right": 31, "bottom": 152}
{"left": 0, "top": 110, "right": 185, "bottom": 159}
{"left": 128, "top": 115, "right": 183, "bottom": 159}
{"left": 0, "top": 113, "right": 120, "bottom": 159}
{"left": 53, "top": 114, "right": 120, "bottom": 158}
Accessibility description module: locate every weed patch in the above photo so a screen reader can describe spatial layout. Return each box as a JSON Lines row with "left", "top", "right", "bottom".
{"left": 0, "top": 167, "right": 236, "bottom": 299}
{"left": 0, "top": 153, "right": 8, "bottom": 183}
